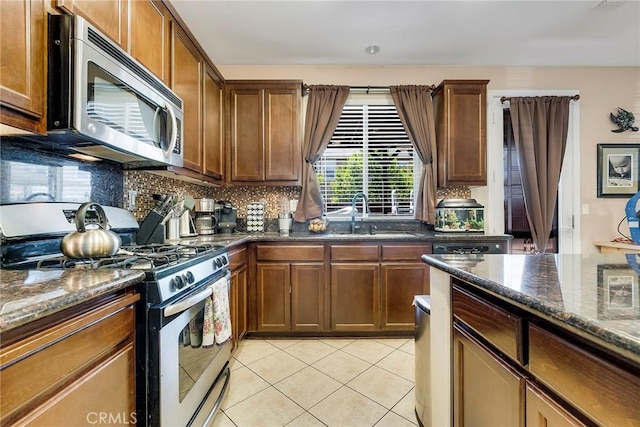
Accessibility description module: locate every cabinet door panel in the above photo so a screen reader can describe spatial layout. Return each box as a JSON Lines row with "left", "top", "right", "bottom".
{"left": 56, "top": 0, "right": 126, "bottom": 47}
{"left": 526, "top": 382, "right": 586, "bottom": 427}
{"left": 381, "top": 263, "right": 429, "bottom": 330}
{"left": 203, "top": 68, "right": 224, "bottom": 179}
{"left": 256, "top": 263, "right": 290, "bottom": 331}
{"left": 264, "top": 88, "right": 300, "bottom": 181}
{"left": 172, "top": 27, "right": 202, "bottom": 172}
{"left": 231, "top": 265, "right": 247, "bottom": 348}
{"left": 331, "top": 263, "right": 379, "bottom": 331}
{"left": 128, "top": 0, "right": 168, "bottom": 83}
{"left": 291, "top": 263, "right": 324, "bottom": 331}
{"left": 230, "top": 88, "right": 264, "bottom": 181}
{"left": 434, "top": 80, "right": 488, "bottom": 187}
{"left": 0, "top": 0, "right": 46, "bottom": 128}
{"left": 453, "top": 327, "right": 524, "bottom": 427}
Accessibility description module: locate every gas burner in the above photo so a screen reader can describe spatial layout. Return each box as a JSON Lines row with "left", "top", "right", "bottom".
{"left": 121, "top": 243, "right": 224, "bottom": 258}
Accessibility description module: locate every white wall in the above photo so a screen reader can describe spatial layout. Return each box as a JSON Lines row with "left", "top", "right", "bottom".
{"left": 220, "top": 65, "right": 640, "bottom": 253}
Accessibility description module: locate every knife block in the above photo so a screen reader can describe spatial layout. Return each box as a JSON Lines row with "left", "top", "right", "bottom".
{"left": 136, "top": 210, "right": 166, "bottom": 245}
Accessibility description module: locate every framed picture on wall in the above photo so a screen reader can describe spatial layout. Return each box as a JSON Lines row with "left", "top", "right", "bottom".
{"left": 597, "top": 143, "right": 640, "bottom": 197}
{"left": 597, "top": 264, "right": 640, "bottom": 320}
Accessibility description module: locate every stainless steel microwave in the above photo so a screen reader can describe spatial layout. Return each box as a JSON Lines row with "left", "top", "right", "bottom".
{"left": 46, "top": 14, "right": 183, "bottom": 168}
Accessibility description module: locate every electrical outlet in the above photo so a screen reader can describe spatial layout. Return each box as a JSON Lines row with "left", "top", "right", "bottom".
{"left": 129, "top": 190, "right": 137, "bottom": 211}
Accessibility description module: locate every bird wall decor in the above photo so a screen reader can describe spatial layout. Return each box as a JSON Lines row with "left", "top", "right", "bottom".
{"left": 610, "top": 107, "right": 639, "bottom": 133}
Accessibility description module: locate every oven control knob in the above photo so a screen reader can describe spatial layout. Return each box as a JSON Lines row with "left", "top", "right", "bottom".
{"left": 184, "top": 271, "right": 195, "bottom": 284}
{"left": 171, "top": 275, "right": 185, "bottom": 290}
{"left": 215, "top": 258, "right": 223, "bottom": 268}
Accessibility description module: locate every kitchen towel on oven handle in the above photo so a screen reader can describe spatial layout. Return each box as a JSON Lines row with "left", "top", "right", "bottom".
{"left": 202, "top": 276, "right": 232, "bottom": 347}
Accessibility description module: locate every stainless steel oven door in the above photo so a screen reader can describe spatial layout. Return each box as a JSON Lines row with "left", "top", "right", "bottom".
{"left": 158, "top": 272, "right": 231, "bottom": 426}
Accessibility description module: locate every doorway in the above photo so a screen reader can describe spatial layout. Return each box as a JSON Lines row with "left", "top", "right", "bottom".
{"left": 485, "top": 90, "right": 581, "bottom": 254}
{"left": 503, "top": 109, "right": 558, "bottom": 254}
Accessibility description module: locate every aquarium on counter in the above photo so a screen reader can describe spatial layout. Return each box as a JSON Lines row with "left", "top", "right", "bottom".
{"left": 435, "top": 199, "right": 484, "bottom": 232}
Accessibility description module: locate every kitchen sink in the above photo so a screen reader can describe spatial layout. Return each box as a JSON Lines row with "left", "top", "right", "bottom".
{"left": 319, "top": 232, "right": 426, "bottom": 239}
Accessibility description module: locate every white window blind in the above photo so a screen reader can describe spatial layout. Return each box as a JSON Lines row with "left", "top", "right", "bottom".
{"left": 315, "top": 103, "right": 416, "bottom": 217}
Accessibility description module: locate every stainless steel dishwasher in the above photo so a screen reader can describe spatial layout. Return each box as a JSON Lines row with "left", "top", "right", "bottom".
{"left": 414, "top": 295, "right": 431, "bottom": 427}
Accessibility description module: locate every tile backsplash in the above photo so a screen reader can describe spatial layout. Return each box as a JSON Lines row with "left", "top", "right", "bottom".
{"left": 124, "top": 170, "right": 301, "bottom": 221}
{"left": 0, "top": 141, "right": 123, "bottom": 206}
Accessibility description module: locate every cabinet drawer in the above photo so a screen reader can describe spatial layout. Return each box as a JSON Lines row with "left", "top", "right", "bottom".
{"left": 381, "top": 244, "right": 431, "bottom": 261}
{"left": 529, "top": 324, "right": 640, "bottom": 426}
{"left": 452, "top": 286, "right": 523, "bottom": 364}
{"left": 0, "top": 294, "right": 137, "bottom": 425}
{"left": 256, "top": 245, "right": 324, "bottom": 261}
{"left": 228, "top": 245, "right": 247, "bottom": 269}
{"left": 331, "top": 245, "right": 379, "bottom": 261}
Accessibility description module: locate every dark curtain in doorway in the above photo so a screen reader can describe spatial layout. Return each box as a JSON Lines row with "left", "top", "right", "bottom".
{"left": 293, "top": 85, "right": 350, "bottom": 222}
{"left": 509, "top": 96, "right": 571, "bottom": 253}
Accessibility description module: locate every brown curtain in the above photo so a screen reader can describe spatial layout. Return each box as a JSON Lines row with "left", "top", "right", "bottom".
{"left": 509, "top": 96, "right": 571, "bottom": 253}
{"left": 390, "top": 85, "right": 438, "bottom": 224}
{"left": 293, "top": 85, "right": 350, "bottom": 222}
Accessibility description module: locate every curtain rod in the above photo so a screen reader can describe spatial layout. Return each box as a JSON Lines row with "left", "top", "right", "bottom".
{"left": 500, "top": 94, "right": 580, "bottom": 103}
{"left": 302, "top": 84, "right": 436, "bottom": 95}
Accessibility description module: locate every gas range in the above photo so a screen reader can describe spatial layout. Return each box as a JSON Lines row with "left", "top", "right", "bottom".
{"left": 1, "top": 202, "right": 234, "bottom": 426}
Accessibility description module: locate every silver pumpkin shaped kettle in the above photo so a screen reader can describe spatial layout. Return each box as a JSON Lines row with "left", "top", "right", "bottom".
{"left": 60, "top": 202, "right": 122, "bottom": 258}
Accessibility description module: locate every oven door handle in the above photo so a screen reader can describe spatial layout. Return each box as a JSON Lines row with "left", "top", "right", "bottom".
{"left": 164, "top": 286, "right": 212, "bottom": 317}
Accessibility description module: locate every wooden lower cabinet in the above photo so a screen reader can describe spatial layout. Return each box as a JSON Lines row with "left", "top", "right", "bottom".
{"left": 256, "top": 263, "right": 291, "bottom": 331}
{"left": 526, "top": 382, "right": 586, "bottom": 427}
{"left": 0, "top": 292, "right": 139, "bottom": 426}
{"left": 381, "top": 262, "right": 429, "bottom": 330}
{"left": 229, "top": 245, "right": 248, "bottom": 348}
{"left": 291, "top": 264, "right": 325, "bottom": 331}
{"left": 256, "top": 262, "right": 324, "bottom": 332}
{"left": 331, "top": 263, "right": 380, "bottom": 331}
{"left": 453, "top": 325, "right": 525, "bottom": 427}
{"left": 230, "top": 264, "right": 247, "bottom": 348}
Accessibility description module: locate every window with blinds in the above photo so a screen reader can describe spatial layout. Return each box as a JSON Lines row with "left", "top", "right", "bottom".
{"left": 314, "top": 103, "right": 416, "bottom": 217}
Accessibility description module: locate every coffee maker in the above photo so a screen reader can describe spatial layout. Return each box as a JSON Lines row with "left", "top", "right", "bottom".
{"left": 215, "top": 200, "right": 237, "bottom": 234}
{"left": 193, "top": 198, "right": 218, "bottom": 235}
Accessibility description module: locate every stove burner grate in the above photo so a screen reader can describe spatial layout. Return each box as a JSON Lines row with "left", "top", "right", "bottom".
{"left": 34, "top": 243, "right": 225, "bottom": 271}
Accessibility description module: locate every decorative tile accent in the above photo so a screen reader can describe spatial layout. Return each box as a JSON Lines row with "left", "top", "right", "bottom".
{"left": 123, "top": 170, "right": 301, "bottom": 221}
{"left": 436, "top": 186, "right": 470, "bottom": 200}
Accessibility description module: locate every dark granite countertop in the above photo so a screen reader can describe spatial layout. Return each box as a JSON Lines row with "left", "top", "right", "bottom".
{"left": 0, "top": 269, "right": 145, "bottom": 333}
{"left": 0, "top": 232, "right": 511, "bottom": 335}
{"left": 422, "top": 253, "right": 640, "bottom": 364}
{"left": 183, "top": 231, "right": 513, "bottom": 248}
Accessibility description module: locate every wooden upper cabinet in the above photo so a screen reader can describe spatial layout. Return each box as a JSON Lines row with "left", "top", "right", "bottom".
{"left": 227, "top": 80, "right": 302, "bottom": 185}
{"left": 128, "top": 0, "right": 170, "bottom": 84}
{"left": 433, "top": 80, "right": 489, "bottom": 187}
{"left": 228, "top": 86, "right": 264, "bottom": 181}
{"left": 56, "top": 0, "right": 127, "bottom": 48}
{"left": 171, "top": 25, "right": 202, "bottom": 172}
{"left": 265, "top": 87, "right": 301, "bottom": 181}
{"left": 203, "top": 67, "right": 224, "bottom": 179}
{"left": 0, "top": 0, "right": 46, "bottom": 133}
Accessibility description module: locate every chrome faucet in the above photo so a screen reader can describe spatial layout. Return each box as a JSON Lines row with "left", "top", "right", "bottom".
{"left": 391, "top": 190, "right": 398, "bottom": 215}
{"left": 351, "top": 192, "right": 369, "bottom": 234}
{"left": 409, "top": 189, "right": 415, "bottom": 214}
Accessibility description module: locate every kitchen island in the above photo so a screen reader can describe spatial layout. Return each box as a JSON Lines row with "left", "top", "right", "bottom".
{"left": 421, "top": 253, "right": 640, "bottom": 427}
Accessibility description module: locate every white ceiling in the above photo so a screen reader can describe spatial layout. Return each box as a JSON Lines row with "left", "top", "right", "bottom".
{"left": 170, "top": 0, "right": 640, "bottom": 67}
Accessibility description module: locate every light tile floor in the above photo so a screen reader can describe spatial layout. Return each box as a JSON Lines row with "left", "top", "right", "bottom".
{"left": 213, "top": 338, "right": 417, "bottom": 427}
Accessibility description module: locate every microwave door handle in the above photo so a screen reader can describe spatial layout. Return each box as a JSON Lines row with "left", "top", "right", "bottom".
{"left": 164, "top": 285, "right": 212, "bottom": 317}
{"left": 163, "top": 102, "right": 178, "bottom": 158}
